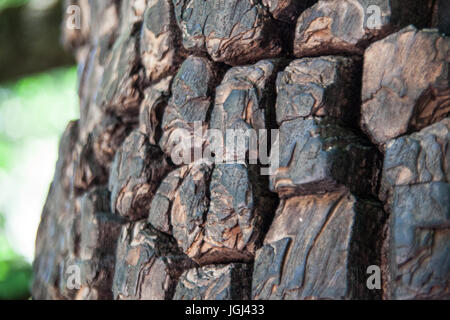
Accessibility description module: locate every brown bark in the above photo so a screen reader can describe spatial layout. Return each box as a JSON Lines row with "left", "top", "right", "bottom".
{"left": 33, "top": 0, "right": 449, "bottom": 300}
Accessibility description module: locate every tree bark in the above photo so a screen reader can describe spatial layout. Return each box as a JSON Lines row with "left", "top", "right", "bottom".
{"left": 33, "top": 0, "right": 449, "bottom": 300}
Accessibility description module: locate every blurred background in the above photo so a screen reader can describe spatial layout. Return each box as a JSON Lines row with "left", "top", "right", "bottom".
{"left": 0, "top": 0, "right": 78, "bottom": 299}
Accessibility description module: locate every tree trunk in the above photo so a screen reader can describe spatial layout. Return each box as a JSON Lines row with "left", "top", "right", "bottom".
{"left": 33, "top": 0, "right": 449, "bottom": 300}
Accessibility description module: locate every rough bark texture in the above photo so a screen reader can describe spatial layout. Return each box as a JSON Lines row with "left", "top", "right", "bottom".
{"left": 293, "top": 0, "right": 435, "bottom": 57}
{"left": 33, "top": 0, "right": 449, "bottom": 300}
{"left": 360, "top": 26, "right": 449, "bottom": 146}
{"left": 380, "top": 119, "right": 450, "bottom": 299}
{"left": 174, "top": 263, "right": 252, "bottom": 300}
{"left": 252, "top": 191, "right": 385, "bottom": 300}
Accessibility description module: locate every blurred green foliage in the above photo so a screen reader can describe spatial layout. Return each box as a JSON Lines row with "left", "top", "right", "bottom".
{"left": 0, "top": 0, "right": 28, "bottom": 11}
{"left": 0, "top": 66, "right": 79, "bottom": 299}
{"left": 0, "top": 66, "right": 78, "bottom": 169}
{"left": 0, "top": 213, "right": 32, "bottom": 300}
